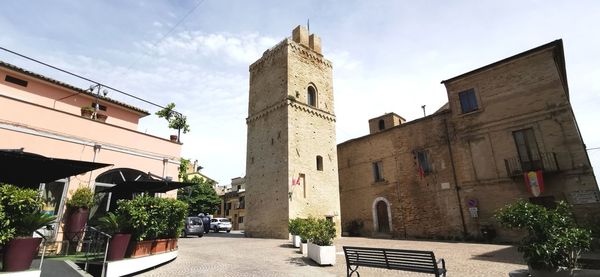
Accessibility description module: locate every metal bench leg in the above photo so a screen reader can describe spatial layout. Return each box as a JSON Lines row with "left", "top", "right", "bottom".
{"left": 347, "top": 265, "right": 360, "bottom": 277}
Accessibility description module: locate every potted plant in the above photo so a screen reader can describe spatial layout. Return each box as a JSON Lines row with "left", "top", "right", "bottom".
{"left": 495, "top": 200, "right": 592, "bottom": 276}
{"left": 80, "top": 106, "right": 95, "bottom": 118}
{"left": 156, "top": 102, "right": 190, "bottom": 143}
{"left": 288, "top": 218, "right": 301, "bottom": 248}
{"left": 65, "top": 187, "right": 94, "bottom": 242}
{"left": 297, "top": 218, "right": 311, "bottom": 256}
{"left": 306, "top": 218, "right": 337, "bottom": 265}
{"left": 0, "top": 184, "right": 56, "bottom": 272}
{"left": 97, "top": 212, "right": 132, "bottom": 261}
{"left": 95, "top": 113, "right": 108, "bottom": 122}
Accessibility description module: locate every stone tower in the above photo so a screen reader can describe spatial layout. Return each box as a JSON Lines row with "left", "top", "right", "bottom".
{"left": 245, "top": 26, "right": 341, "bottom": 238}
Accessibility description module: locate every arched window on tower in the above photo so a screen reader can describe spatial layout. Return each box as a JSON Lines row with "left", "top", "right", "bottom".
{"left": 307, "top": 85, "right": 317, "bottom": 107}
{"left": 316, "top": 155, "right": 323, "bottom": 171}
{"left": 378, "top": 119, "right": 385, "bottom": 130}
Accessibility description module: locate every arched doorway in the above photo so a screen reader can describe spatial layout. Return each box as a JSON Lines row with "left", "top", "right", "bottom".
{"left": 372, "top": 197, "right": 392, "bottom": 233}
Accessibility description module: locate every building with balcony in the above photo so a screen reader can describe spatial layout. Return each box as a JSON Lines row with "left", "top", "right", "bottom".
{"left": 0, "top": 59, "right": 182, "bottom": 241}
{"left": 217, "top": 177, "right": 246, "bottom": 230}
{"left": 337, "top": 40, "right": 599, "bottom": 241}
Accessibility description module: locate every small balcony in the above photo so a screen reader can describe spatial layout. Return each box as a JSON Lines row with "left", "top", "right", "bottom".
{"left": 504, "top": 152, "right": 560, "bottom": 177}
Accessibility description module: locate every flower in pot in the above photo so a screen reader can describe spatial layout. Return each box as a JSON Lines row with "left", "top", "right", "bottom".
{"left": 306, "top": 217, "right": 337, "bottom": 265}
{"left": 97, "top": 212, "right": 132, "bottom": 261}
{"left": 288, "top": 218, "right": 301, "bottom": 247}
{"left": 495, "top": 200, "right": 592, "bottom": 276}
{"left": 65, "top": 187, "right": 94, "bottom": 241}
{"left": 0, "top": 184, "right": 56, "bottom": 272}
{"left": 156, "top": 103, "right": 190, "bottom": 143}
{"left": 80, "top": 106, "right": 95, "bottom": 118}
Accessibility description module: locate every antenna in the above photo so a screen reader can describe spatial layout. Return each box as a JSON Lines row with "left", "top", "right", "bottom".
{"left": 421, "top": 105, "right": 426, "bottom": 117}
{"left": 307, "top": 18, "right": 310, "bottom": 33}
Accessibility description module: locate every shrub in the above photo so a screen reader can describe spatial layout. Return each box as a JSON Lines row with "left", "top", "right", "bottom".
{"left": 306, "top": 218, "right": 336, "bottom": 246}
{"left": 495, "top": 200, "right": 592, "bottom": 270}
{"left": 97, "top": 212, "right": 131, "bottom": 235}
{"left": 288, "top": 218, "right": 301, "bottom": 235}
{"left": 66, "top": 187, "right": 94, "bottom": 208}
{"left": 297, "top": 218, "right": 312, "bottom": 243}
{"left": 0, "top": 184, "right": 55, "bottom": 242}
{"left": 116, "top": 195, "right": 188, "bottom": 241}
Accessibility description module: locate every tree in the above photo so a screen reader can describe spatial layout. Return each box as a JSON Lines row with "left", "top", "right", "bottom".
{"left": 156, "top": 103, "right": 190, "bottom": 143}
{"left": 177, "top": 176, "right": 221, "bottom": 216}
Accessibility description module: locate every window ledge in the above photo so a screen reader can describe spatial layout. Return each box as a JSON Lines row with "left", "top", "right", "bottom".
{"left": 372, "top": 179, "right": 389, "bottom": 185}
{"left": 458, "top": 108, "right": 482, "bottom": 117}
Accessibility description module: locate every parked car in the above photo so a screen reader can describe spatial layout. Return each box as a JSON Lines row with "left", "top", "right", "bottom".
{"left": 182, "top": 216, "right": 204, "bottom": 237}
{"left": 210, "top": 217, "right": 232, "bottom": 233}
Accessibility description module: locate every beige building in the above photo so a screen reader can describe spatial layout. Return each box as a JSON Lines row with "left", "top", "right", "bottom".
{"left": 216, "top": 177, "right": 246, "bottom": 230}
{"left": 338, "top": 40, "right": 600, "bottom": 241}
{"left": 245, "top": 26, "right": 342, "bottom": 238}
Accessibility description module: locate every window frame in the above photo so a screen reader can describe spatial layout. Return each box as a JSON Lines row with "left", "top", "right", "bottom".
{"left": 316, "top": 155, "right": 323, "bottom": 171}
{"left": 372, "top": 161, "right": 384, "bottom": 182}
{"left": 378, "top": 119, "right": 385, "bottom": 130}
{"left": 458, "top": 88, "right": 479, "bottom": 114}
{"left": 307, "top": 85, "right": 317, "bottom": 107}
{"left": 416, "top": 150, "right": 432, "bottom": 175}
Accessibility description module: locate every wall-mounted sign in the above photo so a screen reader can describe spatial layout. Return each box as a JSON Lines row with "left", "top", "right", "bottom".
{"left": 524, "top": 170, "right": 544, "bottom": 197}
{"left": 468, "top": 207, "right": 478, "bottom": 218}
{"left": 467, "top": 199, "right": 478, "bottom": 207}
{"left": 570, "top": 190, "right": 600, "bottom": 205}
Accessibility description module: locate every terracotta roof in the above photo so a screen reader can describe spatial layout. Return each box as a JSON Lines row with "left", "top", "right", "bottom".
{"left": 0, "top": 60, "right": 150, "bottom": 116}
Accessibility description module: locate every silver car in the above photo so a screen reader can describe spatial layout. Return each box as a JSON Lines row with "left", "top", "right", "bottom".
{"left": 210, "top": 218, "right": 232, "bottom": 233}
{"left": 182, "top": 217, "right": 204, "bottom": 237}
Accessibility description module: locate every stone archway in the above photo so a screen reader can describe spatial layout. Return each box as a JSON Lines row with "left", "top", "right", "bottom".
{"left": 371, "top": 197, "right": 392, "bottom": 233}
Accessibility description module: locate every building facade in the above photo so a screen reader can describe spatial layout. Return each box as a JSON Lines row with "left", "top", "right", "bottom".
{"left": 216, "top": 177, "right": 246, "bottom": 230}
{"left": 0, "top": 60, "right": 182, "bottom": 241}
{"left": 245, "top": 26, "right": 342, "bottom": 238}
{"left": 338, "top": 40, "right": 600, "bottom": 241}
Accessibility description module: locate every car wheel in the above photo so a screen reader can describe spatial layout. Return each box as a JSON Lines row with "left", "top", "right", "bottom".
{"left": 198, "top": 233, "right": 203, "bottom": 238}
{"left": 227, "top": 230, "right": 231, "bottom": 233}
{"left": 214, "top": 227, "right": 219, "bottom": 233}
{"left": 182, "top": 231, "right": 187, "bottom": 238}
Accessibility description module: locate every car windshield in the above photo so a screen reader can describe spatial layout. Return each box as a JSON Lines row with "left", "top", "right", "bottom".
{"left": 189, "top": 218, "right": 202, "bottom": 224}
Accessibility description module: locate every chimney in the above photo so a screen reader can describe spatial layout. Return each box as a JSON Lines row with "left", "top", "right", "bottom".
{"left": 309, "top": 34, "right": 321, "bottom": 54}
{"left": 292, "top": 25, "right": 309, "bottom": 46}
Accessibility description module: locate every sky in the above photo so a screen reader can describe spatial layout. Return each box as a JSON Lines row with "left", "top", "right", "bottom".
{"left": 1, "top": 1, "right": 599, "bottom": 187}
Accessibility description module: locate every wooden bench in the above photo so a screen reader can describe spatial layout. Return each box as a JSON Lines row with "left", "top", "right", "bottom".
{"left": 343, "top": 246, "right": 446, "bottom": 277}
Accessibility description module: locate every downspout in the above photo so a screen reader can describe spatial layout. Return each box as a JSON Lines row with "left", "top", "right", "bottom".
{"left": 444, "top": 118, "right": 468, "bottom": 237}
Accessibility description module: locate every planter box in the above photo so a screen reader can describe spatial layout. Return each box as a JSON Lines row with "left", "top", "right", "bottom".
{"left": 129, "top": 240, "right": 153, "bottom": 258}
{"left": 307, "top": 242, "right": 336, "bottom": 265}
{"left": 292, "top": 235, "right": 301, "bottom": 248}
{"left": 167, "top": 238, "right": 178, "bottom": 251}
{"left": 300, "top": 242, "right": 308, "bottom": 256}
{"left": 107, "top": 233, "right": 131, "bottom": 261}
{"left": 151, "top": 239, "right": 169, "bottom": 254}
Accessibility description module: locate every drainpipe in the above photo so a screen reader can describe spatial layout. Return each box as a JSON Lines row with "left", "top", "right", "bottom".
{"left": 444, "top": 118, "right": 468, "bottom": 237}
{"left": 88, "top": 144, "right": 102, "bottom": 190}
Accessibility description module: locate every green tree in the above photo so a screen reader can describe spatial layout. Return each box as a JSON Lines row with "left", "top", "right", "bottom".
{"left": 155, "top": 103, "right": 190, "bottom": 143}
{"left": 177, "top": 176, "right": 221, "bottom": 216}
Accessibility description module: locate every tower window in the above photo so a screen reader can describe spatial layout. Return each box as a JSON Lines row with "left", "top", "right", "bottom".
{"left": 378, "top": 119, "right": 385, "bottom": 130}
{"left": 372, "top": 161, "right": 384, "bottom": 182}
{"left": 307, "top": 86, "right": 317, "bottom": 107}
{"left": 316, "top": 155, "right": 323, "bottom": 171}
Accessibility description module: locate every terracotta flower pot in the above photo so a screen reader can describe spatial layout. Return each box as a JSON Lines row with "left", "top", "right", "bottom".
{"left": 2, "top": 237, "right": 43, "bottom": 272}
{"left": 65, "top": 207, "right": 89, "bottom": 241}
{"left": 107, "top": 233, "right": 131, "bottom": 261}
{"left": 169, "top": 135, "right": 178, "bottom": 142}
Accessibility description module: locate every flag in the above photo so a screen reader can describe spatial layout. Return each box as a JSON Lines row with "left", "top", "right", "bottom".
{"left": 524, "top": 170, "right": 544, "bottom": 197}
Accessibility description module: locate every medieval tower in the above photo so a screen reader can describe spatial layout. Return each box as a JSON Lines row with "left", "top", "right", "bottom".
{"left": 245, "top": 26, "right": 341, "bottom": 238}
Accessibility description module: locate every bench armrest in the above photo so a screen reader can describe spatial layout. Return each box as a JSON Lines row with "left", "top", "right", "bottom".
{"left": 437, "top": 258, "right": 446, "bottom": 269}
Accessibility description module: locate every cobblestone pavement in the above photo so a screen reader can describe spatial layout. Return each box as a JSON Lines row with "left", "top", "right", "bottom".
{"left": 138, "top": 231, "right": 525, "bottom": 276}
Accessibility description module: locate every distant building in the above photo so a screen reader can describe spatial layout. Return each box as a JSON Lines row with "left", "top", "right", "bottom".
{"left": 216, "top": 177, "right": 246, "bottom": 230}
{"left": 0, "top": 60, "right": 182, "bottom": 242}
{"left": 245, "top": 26, "right": 342, "bottom": 238}
{"left": 338, "top": 40, "right": 600, "bottom": 241}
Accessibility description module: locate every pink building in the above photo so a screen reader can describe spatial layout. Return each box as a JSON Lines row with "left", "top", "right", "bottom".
{"left": 0, "top": 60, "right": 182, "bottom": 240}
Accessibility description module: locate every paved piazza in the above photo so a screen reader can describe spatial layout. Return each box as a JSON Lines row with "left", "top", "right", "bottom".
{"left": 138, "top": 231, "right": 525, "bottom": 276}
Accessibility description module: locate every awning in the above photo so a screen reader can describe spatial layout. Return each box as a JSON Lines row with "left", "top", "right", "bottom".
{"left": 97, "top": 168, "right": 194, "bottom": 193}
{"left": 104, "top": 180, "right": 195, "bottom": 193}
{"left": 0, "top": 149, "right": 112, "bottom": 188}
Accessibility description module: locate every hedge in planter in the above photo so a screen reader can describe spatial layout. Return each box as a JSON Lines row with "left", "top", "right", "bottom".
{"left": 115, "top": 195, "right": 188, "bottom": 257}
{"left": 288, "top": 218, "right": 302, "bottom": 247}
{"left": 495, "top": 200, "right": 592, "bottom": 275}
{"left": 306, "top": 218, "right": 337, "bottom": 265}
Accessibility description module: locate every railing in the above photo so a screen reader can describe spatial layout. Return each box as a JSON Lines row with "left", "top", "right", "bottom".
{"left": 84, "top": 226, "right": 111, "bottom": 277}
{"left": 504, "top": 152, "right": 559, "bottom": 177}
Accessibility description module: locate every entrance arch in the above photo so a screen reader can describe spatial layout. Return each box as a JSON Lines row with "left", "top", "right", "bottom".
{"left": 372, "top": 197, "right": 392, "bottom": 233}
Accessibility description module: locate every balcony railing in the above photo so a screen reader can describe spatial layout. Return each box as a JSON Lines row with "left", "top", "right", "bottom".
{"left": 504, "top": 152, "right": 559, "bottom": 177}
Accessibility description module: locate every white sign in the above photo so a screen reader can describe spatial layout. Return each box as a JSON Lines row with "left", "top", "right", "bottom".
{"left": 468, "top": 207, "right": 478, "bottom": 218}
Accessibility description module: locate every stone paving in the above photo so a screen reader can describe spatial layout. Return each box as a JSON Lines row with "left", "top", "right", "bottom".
{"left": 138, "top": 231, "right": 526, "bottom": 276}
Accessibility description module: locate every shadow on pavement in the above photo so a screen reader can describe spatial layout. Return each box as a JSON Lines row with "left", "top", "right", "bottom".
{"left": 279, "top": 243, "right": 296, "bottom": 248}
{"left": 470, "top": 245, "right": 525, "bottom": 264}
{"left": 287, "top": 256, "right": 317, "bottom": 267}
